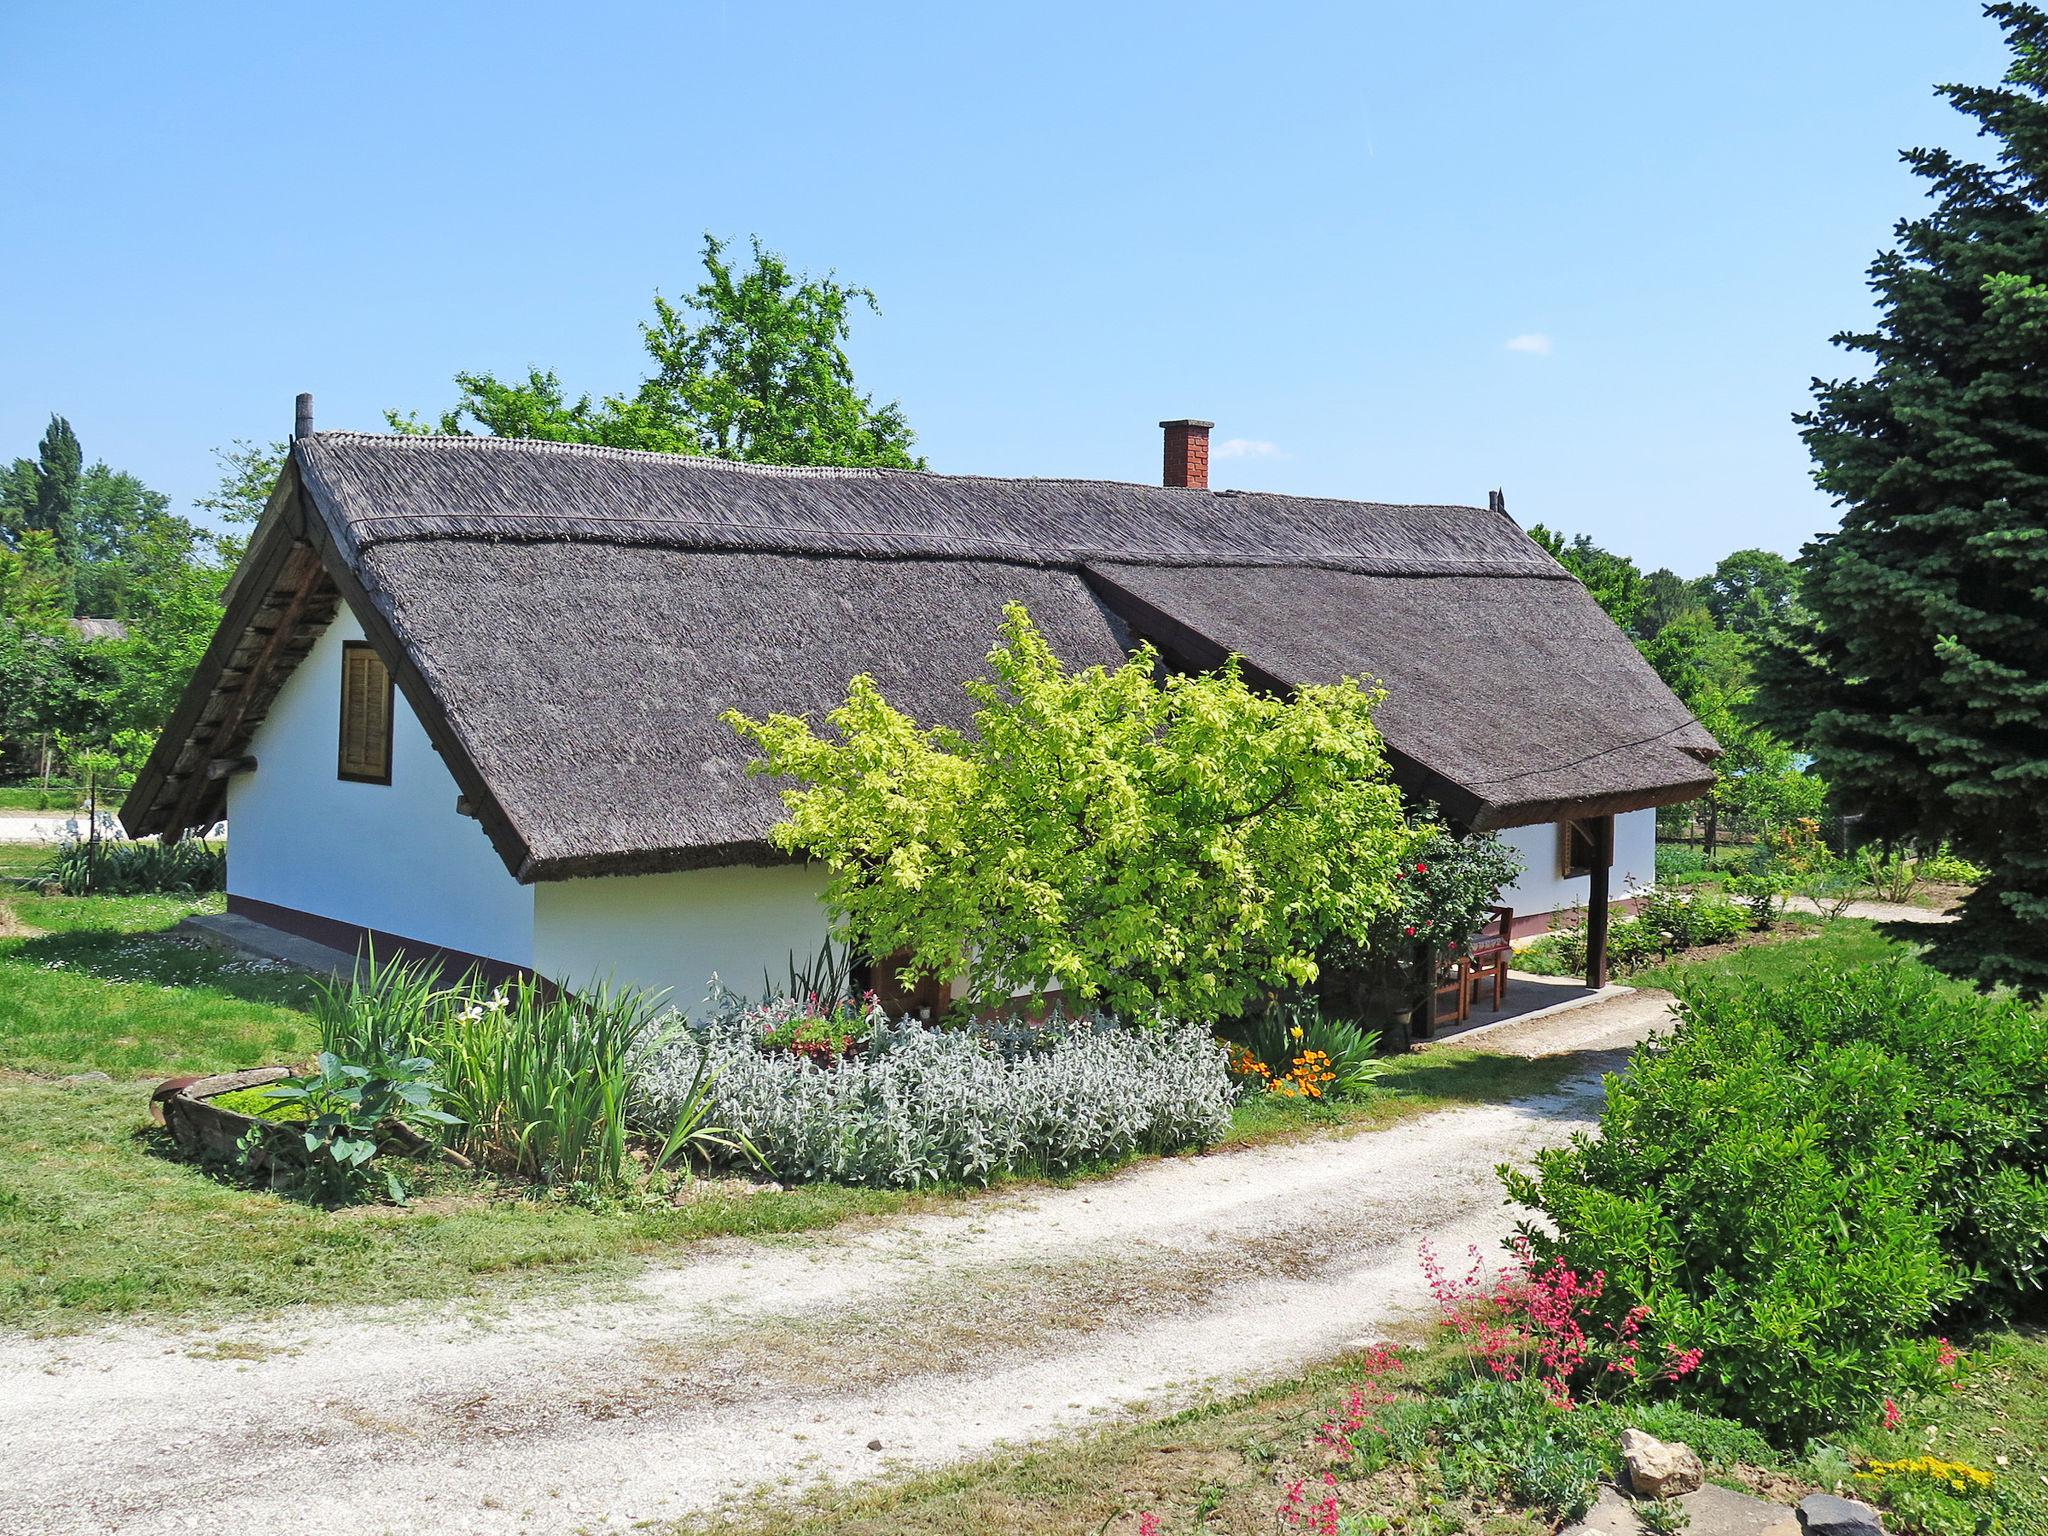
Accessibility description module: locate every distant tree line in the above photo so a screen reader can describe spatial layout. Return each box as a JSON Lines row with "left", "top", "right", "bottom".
{"left": 0, "top": 417, "right": 250, "bottom": 784}
{"left": 1525, "top": 525, "right": 1822, "bottom": 855}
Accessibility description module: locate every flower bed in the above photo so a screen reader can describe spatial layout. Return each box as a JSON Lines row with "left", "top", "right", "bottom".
{"left": 636, "top": 1005, "right": 1233, "bottom": 1188}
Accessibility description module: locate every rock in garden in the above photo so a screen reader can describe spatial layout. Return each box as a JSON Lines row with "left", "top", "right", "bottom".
{"left": 1620, "top": 1427, "right": 1704, "bottom": 1498}
{"left": 1797, "top": 1493, "right": 1885, "bottom": 1536}
{"left": 866, "top": 1438, "right": 883, "bottom": 1451}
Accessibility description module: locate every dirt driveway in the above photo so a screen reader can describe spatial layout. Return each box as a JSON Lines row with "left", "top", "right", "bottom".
{"left": 0, "top": 990, "right": 1671, "bottom": 1536}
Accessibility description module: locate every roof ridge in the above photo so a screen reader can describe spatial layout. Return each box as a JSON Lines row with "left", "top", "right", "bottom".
{"left": 301, "top": 430, "right": 1499, "bottom": 517}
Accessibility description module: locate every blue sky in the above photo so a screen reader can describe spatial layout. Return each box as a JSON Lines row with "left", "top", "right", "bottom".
{"left": 0, "top": 2, "right": 2009, "bottom": 576}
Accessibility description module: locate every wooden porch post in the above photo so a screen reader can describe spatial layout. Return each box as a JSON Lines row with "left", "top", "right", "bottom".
{"left": 1585, "top": 813, "right": 1615, "bottom": 989}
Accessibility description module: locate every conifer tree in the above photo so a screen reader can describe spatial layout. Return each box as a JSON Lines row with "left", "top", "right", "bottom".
{"left": 1762, "top": 2, "right": 2048, "bottom": 990}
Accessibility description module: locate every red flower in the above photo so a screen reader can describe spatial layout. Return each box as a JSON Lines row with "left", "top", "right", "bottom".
{"left": 1403, "top": 925, "right": 1416, "bottom": 936}
{"left": 1416, "top": 861, "right": 1428, "bottom": 872}
{"left": 1882, "top": 1398, "right": 1902, "bottom": 1430}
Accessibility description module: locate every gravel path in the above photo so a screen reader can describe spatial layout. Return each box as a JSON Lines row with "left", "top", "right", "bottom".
{"left": 1781, "top": 895, "right": 1957, "bottom": 925}
{"left": 0, "top": 989, "right": 1672, "bottom": 1536}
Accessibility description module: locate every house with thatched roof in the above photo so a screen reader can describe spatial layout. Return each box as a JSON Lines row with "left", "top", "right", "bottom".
{"left": 123, "top": 408, "right": 1716, "bottom": 1005}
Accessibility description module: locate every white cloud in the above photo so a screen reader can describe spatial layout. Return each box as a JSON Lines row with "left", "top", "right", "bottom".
{"left": 1504, "top": 332, "right": 1553, "bottom": 355}
{"left": 1213, "top": 438, "right": 1282, "bottom": 460}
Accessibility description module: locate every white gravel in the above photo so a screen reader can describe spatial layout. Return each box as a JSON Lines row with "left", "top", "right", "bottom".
{"left": 0, "top": 990, "right": 1672, "bottom": 1536}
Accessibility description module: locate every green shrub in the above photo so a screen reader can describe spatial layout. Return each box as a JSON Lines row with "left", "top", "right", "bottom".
{"left": 1639, "top": 889, "right": 1749, "bottom": 951}
{"left": 37, "top": 837, "right": 225, "bottom": 895}
{"left": 1656, "top": 845, "right": 1708, "bottom": 883}
{"left": 238, "top": 1051, "right": 458, "bottom": 1204}
{"left": 1520, "top": 890, "right": 1751, "bottom": 981}
{"left": 1504, "top": 955, "right": 2048, "bottom": 1441}
{"left": 1917, "top": 848, "right": 1986, "bottom": 886}
{"left": 1430, "top": 1378, "right": 1605, "bottom": 1520}
{"left": 1704, "top": 960, "right": 2048, "bottom": 1308}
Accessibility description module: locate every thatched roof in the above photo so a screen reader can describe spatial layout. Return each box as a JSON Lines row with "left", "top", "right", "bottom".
{"left": 123, "top": 432, "right": 1715, "bottom": 879}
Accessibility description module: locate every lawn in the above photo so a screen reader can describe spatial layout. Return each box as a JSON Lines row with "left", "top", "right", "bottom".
{"left": 0, "top": 884, "right": 1581, "bottom": 1334}
{"left": 0, "top": 841, "right": 51, "bottom": 881}
{"left": 1626, "top": 916, "right": 1907, "bottom": 991}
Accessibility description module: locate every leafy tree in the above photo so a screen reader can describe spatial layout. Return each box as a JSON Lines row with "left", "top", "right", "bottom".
{"left": 393, "top": 234, "right": 921, "bottom": 469}
{"left": 0, "top": 531, "right": 70, "bottom": 635}
{"left": 1637, "top": 566, "right": 1699, "bottom": 640}
{"left": 0, "top": 457, "right": 36, "bottom": 547}
{"left": 1700, "top": 548, "right": 1797, "bottom": 636}
{"left": 727, "top": 604, "right": 1409, "bottom": 1021}
{"left": 1761, "top": 2, "right": 2048, "bottom": 991}
{"left": 1644, "top": 607, "right": 1822, "bottom": 854}
{"left": 195, "top": 438, "right": 287, "bottom": 560}
{"left": 1528, "top": 524, "right": 1649, "bottom": 636}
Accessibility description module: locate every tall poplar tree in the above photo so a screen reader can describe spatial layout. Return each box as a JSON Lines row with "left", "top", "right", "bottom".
{"left": 1762, "top": 2, "right": 2048, "bottom": 990}
{"left": 29, "top": 416, "right": 82, "bottom": 603}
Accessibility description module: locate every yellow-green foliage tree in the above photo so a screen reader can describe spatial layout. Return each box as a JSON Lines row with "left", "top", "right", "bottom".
{"left": 728, "top": 605, "right": 1411, "bottom": 1022}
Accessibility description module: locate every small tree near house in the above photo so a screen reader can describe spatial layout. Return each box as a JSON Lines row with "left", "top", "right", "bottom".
{"left": 726, "top": 604, "right": 1414, "bottom": 1023}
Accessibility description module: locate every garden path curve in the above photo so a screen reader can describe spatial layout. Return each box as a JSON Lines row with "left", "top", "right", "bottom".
{"left": 0, "top": 990, "right": 1673, "bottom": 1536}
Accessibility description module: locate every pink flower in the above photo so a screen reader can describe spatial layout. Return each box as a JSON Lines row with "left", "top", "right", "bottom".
{"left": 1137, "top": 1515, "right": 1161, "bottom": 1536}
{"left": 1882, "top": 1398, "right": 1902, "bottom": 1431}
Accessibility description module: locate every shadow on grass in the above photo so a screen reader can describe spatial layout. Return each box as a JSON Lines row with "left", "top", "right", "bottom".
{"left": 2, "top": 924, "right": 324, "bottom": 1013}
{"left": 1379, "top": 1044, "right": 1619, "bottom": 1110}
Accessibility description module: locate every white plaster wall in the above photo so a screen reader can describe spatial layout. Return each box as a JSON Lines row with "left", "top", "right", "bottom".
{"left": 226, "top": 607, "right": 535, "bottom": 965}
{"left": 532, "top": 863, "right": 832, "bottom": 1015}
{"left": 1496, "top": 807, "right": 1657, "bottom": 920}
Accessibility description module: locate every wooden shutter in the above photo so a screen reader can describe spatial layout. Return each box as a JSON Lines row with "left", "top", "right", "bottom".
{"left": 1558, "top": 817, "right": 1613, "bottom": 879}
{"left": 337, "top": 642, "right": 393, "bottom": 783}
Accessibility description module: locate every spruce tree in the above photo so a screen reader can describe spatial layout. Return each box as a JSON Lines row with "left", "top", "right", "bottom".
{"left": 1762, "top": 2, "right": 2048, "bottom": 990}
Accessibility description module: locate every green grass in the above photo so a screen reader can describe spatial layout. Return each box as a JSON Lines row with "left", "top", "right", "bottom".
{"left": 1224, "top": 1046, "right": 1585, "bottom": 1146}
{"left": 0, "top": 1074, "right": 916, "bottom": 1331}
{"left": 0, "top": 884, "right": 1595, "bottom": 1333}
{"left": 0, "top": 842, "right": 51, "bottom": 881}
{"left": 1627, "top": 917, "right": 1906, "bottom": 991}
{"left": 0, "top": 786, "right": 91, "bottom": 812}
{"left": 0, "top": 890, "right": 320, "bottom": 1077}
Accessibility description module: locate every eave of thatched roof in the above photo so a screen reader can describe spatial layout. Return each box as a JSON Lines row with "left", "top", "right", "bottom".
{"left": 1081, "top": 563, "right": 1717, "bottom": 830}
{"left": 122, "top": 432, "right": 1718, "bottom": 878}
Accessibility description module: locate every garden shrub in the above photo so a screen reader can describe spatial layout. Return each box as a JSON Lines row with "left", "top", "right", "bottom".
{"left": 1655, "top": 844, "right": 1708, "bottom": 884}
{"left": 1524, "top": 889, "right": 1754, "bottom": 979}
{"left": 636, "top": 1007, "right": 1233, "bottom": 1188}
{"left": 38, "top": 834, "right": 225, "bottom": 895}
{"left": 1638, "top": 887, "right": 1748, "bottom": 950}
{"left": 1504, "top": 954, "right": 2048, "bottom": 1441}
{"left": 1917, "top": 848, "right": 1986, "bottom": 886}
{"left": 1693, "top": 959, "right": 2048, "bottom": 1307}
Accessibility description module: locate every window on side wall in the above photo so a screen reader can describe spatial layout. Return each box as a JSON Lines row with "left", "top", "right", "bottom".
{"left": 338, "top": 641, "right": 394, "bottom": 784}
{"left": 1558, "top": 816, "right": 1612, "bottom": 879}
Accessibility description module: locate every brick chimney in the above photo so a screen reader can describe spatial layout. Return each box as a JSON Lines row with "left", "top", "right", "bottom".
{"left": 1159, "top": 418, "right": 1213, "bottom": 490}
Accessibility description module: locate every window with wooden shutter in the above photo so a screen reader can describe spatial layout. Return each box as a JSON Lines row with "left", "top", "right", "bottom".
{"left": 337, "top": 641, "right": 394, "bottom": 784}
{"left": 1558, "top": 816, "right": 1613, "bottom": 879}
